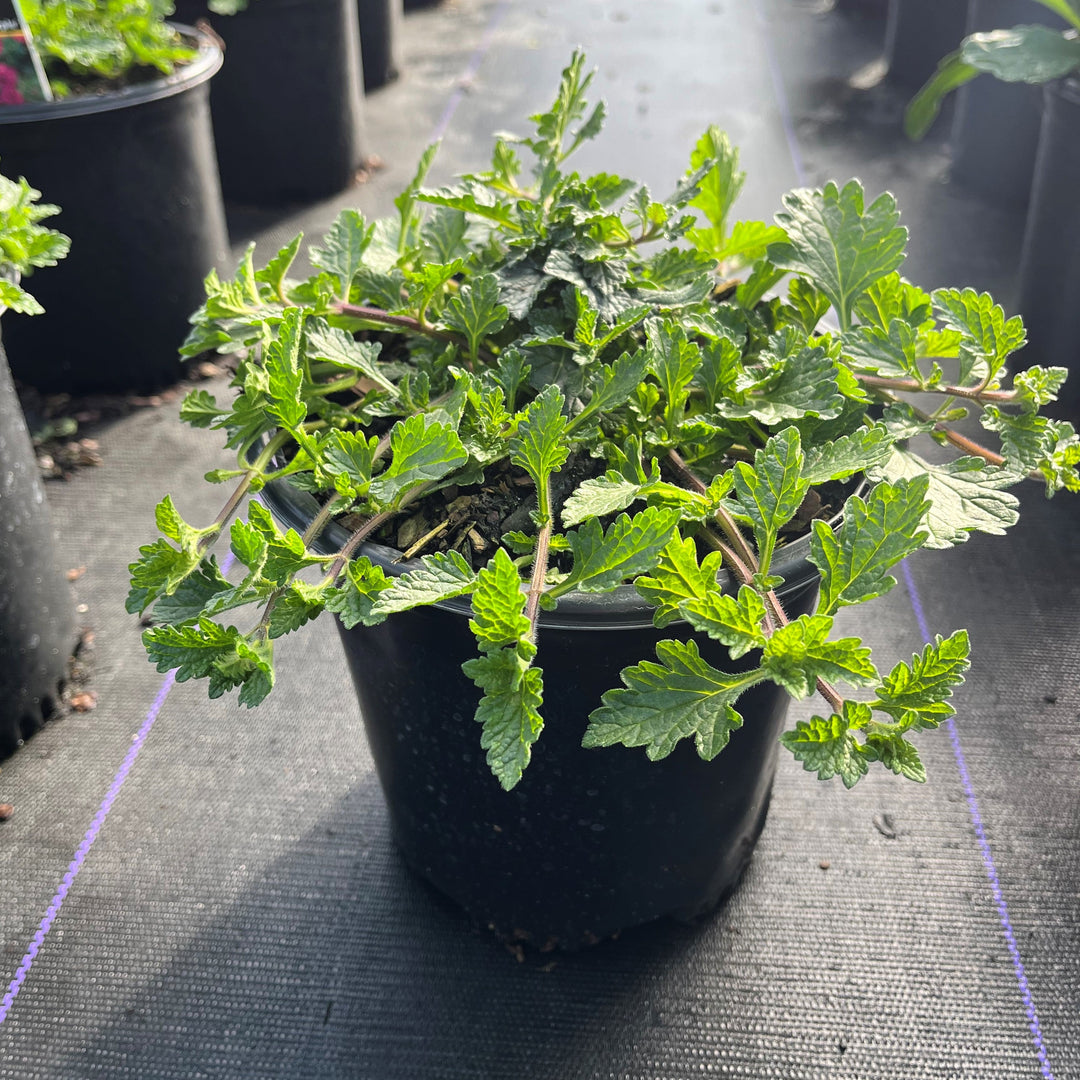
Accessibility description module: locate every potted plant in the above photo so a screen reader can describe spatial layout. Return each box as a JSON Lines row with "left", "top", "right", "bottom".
{"left": 0, "top": 0, "right": 228, "bottom": 394}
{"left": 171, "top": 0, "right": 368, "bottom": 202}
{"left": 128, "top": 52, "right": 1079, "bottom": 946}
{"left": 904, "top": 1, "right": 1080, "bottom": 407}
{"left": 0, "top": 166, "right": 75, "bottom": 757}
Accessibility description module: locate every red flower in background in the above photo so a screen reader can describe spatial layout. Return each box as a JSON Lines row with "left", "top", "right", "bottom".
{"left": 0, "top": 63, "right": 23, "bottom": 105}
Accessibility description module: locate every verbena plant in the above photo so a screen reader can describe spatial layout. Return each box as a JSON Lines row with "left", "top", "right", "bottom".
{"left": 21, "top": 1, "right": 196, "bottom": 96}
{"left": 906, "top": 0, "right": 1080, "bottom": 138}
{"left": 130, "top": 52, "right": 1078, "bottom": 791}
{"left": 0, "top": 166, "right": 69, "bottom": 312}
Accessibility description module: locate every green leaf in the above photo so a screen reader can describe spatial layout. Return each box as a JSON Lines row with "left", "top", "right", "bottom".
{"left": 562, "top": 507, "right": 681, "bottom": 594}
{"left": 583, "top": 639, "right": 754, "bottom": 761}
{"left": 179, "top": 389, "right": 225, "bottom": 429}
{"left": 396, "top": 142, "right": 441, "bottom": 251}
{"left": 801, "top": 424, "right": 894, "bottom": 483}
{"left": 323, "top": 557, "right": 394, "bottom": 628}
{"left": 268, "top": 582, "right": 326, "bottom": 639}
{"left": 370, "top": 550, "right": 477, "bottom": 616}
{"left": 874, "top": 630, "right": 971, "bottom": 729}
{"left": 418, "top": 185, "right": 522, "bottom": 232}
{"left": 810, "top": 477, "right": 930, "bottom": 615}
{"left": 526, "top": 48, "right": 603, "bottom": 165}
{"left": 646, "top": 319, "right": 701, "bottom": 435}
{"left": 509, "top": 384, "right": 569, "bottom": 493}
{"left": 873, "top": 448, "right": 1019, "bottom": 548}
{"left": 310, "top": 209, "right": 375, "bottom": 300}
{"left": 229, "top": 516, "right": 269, "bottom": 578}
{"left": 679, "top": 584, "right": 767, "bottom": 659}
{"left": 719, "top": 339, "right": 843, "bottom": 423}
{"left": 961, "top": 24, "right": 1080, "bottom": 82}
{"left": 255, "top": 234, "right": 303, "bottom": 299}
{"left": 566, "top": 348, "right": 651, "bottom": 433}
{"left": 864, "top": 732, "right": 926, "bottom": 783}
{"left": 762, "top": 613, "right": 877, "bottom": 698}
{"left": 320, "top": 429, "right": 378, "bottom": 496}
{"left": 561, "top": 473, "right": 644, "bottom": 527}
{"left": 151, "top": 557, "right": 231, "bottom": 624}
{"left": 780, "top": 703, "right": 871, "bottom": 788}
{"left": 768, "top": 181, "right": 908, "bottom": 330}
{"left": 305, "top": 319, "right": 395, "bottom": 395}
{"left": 469, "top": 547, "right": 530, "bottom": 650}
{"left": 143, "top": 617, "right": 240, "bottom": 681}
{"left": 442, "top": 273, "right": 508, "bottom": 360}
{"left": 264, "top": 308, "right": 307, "bottom": 432}
{"left": 368, "top": 414, "right": 468, "bottom": 508}
{"left": 904, "top": 50, "right": 979, "bottom": 139}
{"left": 732, "top": 427, "right": 809, "bottom": 573}
{"left": 684, "top": 126, "right": 744, "bottom": 257}
{"left": 462, "top": 646, "right": 544, "bottom": 791}
{"left": 635, "top": 535, "right": 726, "bottom": 628}
{"left": 932, "top": 287, "right": 1026, "bottom": 385}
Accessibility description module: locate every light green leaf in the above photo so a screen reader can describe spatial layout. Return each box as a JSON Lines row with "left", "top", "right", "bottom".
{"left": 583, "top": 639, "right": 754, "bottom": 761}
{"left": 780, "top": 703, "right": 871, "bottom": 788}
{"left": 566, "top": 348, "right": 651, "bottom": 433}
{"left": 370, "top": 550, "right": 477, "bottom": 616}
{"left": 679, "top": 584, "right": 767, "bottom": 659}
{"left": 179, "top": 389, "right": 225, "bottom": 429}
{"left": 768, "top": 180, "right": 908, "bottom": 330}
{"left": 255, "top": 233, "right": 303, "bottom": 299}
{"left": 684, "top": 126, "right": 744, "bottom": 257}
{"left": 873, "top": 630, "right": 971, "bottom": 729}
{"left": 801, "top": 424, "right": 894, "bottom": 483}
{"left": 864, "top": 733, "right": 926, "bottom": 783}
{"left": 150, "top": 557, "right": 231, "bottom": 625}
{"left": 561, "top": 473, "right": 644, "bottom": 528}
{"left": 647, "top": 319, "right": 701, "bottom": 434}
{"left": 230, "top": 516, "right": 269, "bottom": 578}
{"left": 562, "top": 507, "right": 681, "bottom": 594}
{"left": 712, "top": 219, "right": 787, "bottom": 267}
{"left": 732, "top": 427, "right": 809, "bottom": 573}
{"left": 442, "top": 273, "right": 509, "bottom": 360}
{"left": 635, "top": 535, "right": 726, "bottom": 628}
{"left": 810, "top": 477, "right": 930, "bottom": 615}
{"left": 509, "top": 384, "right": 569, "bottom": 491}
{"left": 265, "top": 308, "right": 306, "bottom": 431}
{"left": 369, "top": 414, "right": 468, "bottom": 508}
{"left": 469, "top": 547, "right": 530, "bottom": 651}
{"left": 762, "top": 613, "right": 878, "bottom": 698}
{"left": 324, "top": 557, "right": 394, "bottom": 628}
{"left": 320, "top": 429, "right": 378, "bottom": 495}
{"left": 462, "top": 646, "right": 544, "bottom": 790}
{"left": 719, "top": 340, "right": 843, "bottom": 423}
{"left": 873, "top": 447, "right": 1019, "bottom": 547}
{"left": 268, "top": 582, "right": 326, "bottom": 639}
{"left": 932, "top": 287, "right": 1026, "bottom": 385}
{"left": 305, "top": 319, "right": 395, "bottom": 395}
{"left": 310, "top": 210, "right": 375, "bottom": 300}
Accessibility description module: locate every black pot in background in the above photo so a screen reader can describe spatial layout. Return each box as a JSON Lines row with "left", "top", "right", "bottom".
{"left": 949, "top": 0, "right": 1066, "bottom": 205}
{"left": 359, "top": 0, "right": 403, "bottom": 91}
{"left": 0, "top": 338, "right": 75, "bottom": 758}
{"left": 1016, "top": 77, "right": 1080, "bottom": 415}
{"left": 263, "top": 476, "right": 822, "bottom": 946}
{"left": 884, "top": 0, "right": 969, "bottom": 91}
{"left": 0, "top": 32, "right": 228, "bottom": 394}
{"left": 173, "top": 0, "right": 367, "bottom": 204}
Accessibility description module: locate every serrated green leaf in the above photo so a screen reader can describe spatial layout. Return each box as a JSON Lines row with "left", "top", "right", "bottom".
{"left": 864, "top": 732, "right": 926, "bottom": 782}
{"left": 311, "top": 209, "right": 375, "bottom": 300}
{"left": 126, "top": 536, "right": 203, "bottom": 615}
{"left": 635, "top": 535, "right": 726, "bottom": 628}
{"left": 320, "top": 429, "right": 378, "bottom": 495}
{"left": 255, "top": 233, "right": 303, "bottom": 299}
{"left": 732, "top": 427, "right": 809, "bottom": 573}
{"left": 561, "top": 473, "right": 644, "bottom": 527}
{"left": 305, "top": 319, "right": 395, "bottom": 395}
{"left": 369, "top": 550, "right": 477, "bottom": 616}
{"left": 509, "top": 384, "right": 569, "bottom": 493}
{"left": 150, "top": 557, "right": 231, "bottom": 625}
{"left": 562, "top": 507, "right": 681, "bottom": 594}
{"left": 583, "top": 639, "right": 753, "bottom": 761}
{"left": 442, "top": 273, "right": 508, "bottom": 361}
{"left": 873, "top": 448, "right": 1019, "bottom": 547}
{"left": 932, "top": 287, "right": 1025, "bottom": 385}
{"left": 462, "top": 646, "right": 544, "bottom": 790}
{"left": 418, "top": 185, "right": 522, "bottom": 231}
{"left": 874, "top": 630, "right": 970, "bottom": 729}
{"left": 854, "top": 272, "right": 932, "bottom": 331}
{"left": 179, "top": 389, "right": 225, "bottom": 429}
{"left": 265, "top": 308, "right": 307, "bottom": 431}
{"left": 780, "top": 704, "right": 870, "bottom": 788}
{"left": 646, "top": 319, "right": 701, "bottom": 436}
{"left": 324, "top": 557, "right": 394, "bottom": 628}
{"left": 266, "top": 582, "right": 326, "bottom": 639}
{"left": 762, "top": 613, "right": 877, "bottom": 698}
{"left": 810, "top": 477, "right": 930, "bottom": 615}
{"left": 719, "top": 339, "right": 843, "bottom": 423}
{"left": 712, "top": 219, "right": 788, "bottom": 267}
{"left": 230, "top": 516, "right": 269, "bottom": 578}
{"left": 684, "top": 126, "right": 744, "bottom": 258}
{"left": 768, "top": 180, "right": 907, "bottom": 330}
{"left": 842, "top": 320, "right": 921, "bottom": 379}
{"left": 469, "top": 547, "right": 530, "bottom": 651}
{"left": 368, "top": 414, "right": 468, "bottom": 508}
{"left": 679, "top": 584, "right": 767, "bottom": 659}
{"left": 801, "top": 424, "right": 894, "bottom": 483}
{"left": 566, "top": 348, "right": 651, "bottom": 433}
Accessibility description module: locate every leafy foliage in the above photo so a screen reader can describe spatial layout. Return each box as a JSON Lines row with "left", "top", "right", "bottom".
{"left": 130, "top": 52, "right": 1075, "bottom": 791}
{"left": 0, "top": 170, "right": 69, "bottom": 314}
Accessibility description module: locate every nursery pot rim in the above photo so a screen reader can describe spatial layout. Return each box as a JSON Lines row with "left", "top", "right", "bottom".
{"left": 0, "top": 26, "right": 221, "bottom": 125}
{"left": 260, "top": 448, "right": 852, "bottom": 631}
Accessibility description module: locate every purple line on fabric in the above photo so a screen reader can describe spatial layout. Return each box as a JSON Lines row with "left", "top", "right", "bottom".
{"left": 430, "top": 0, "right": 512, "bottom": 142}
{"left": 0, "top": 549, "right": 238, "bottom": 1026}
{"left": 902, "top": 562, "right": 1056, "bottom": 1079}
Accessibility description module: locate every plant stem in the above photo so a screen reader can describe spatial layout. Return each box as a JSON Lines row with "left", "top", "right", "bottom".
{"left": 524, "top": 520, "right": 553, "bottom": 640}
{"left": 198, "top": 475, "right": 253, "bottom": 554}
{"left": 333, "top": 300, "right": 497, "bottom": 364}
{"left": 857, "top": 372, "right": 1018, "bottom": 403}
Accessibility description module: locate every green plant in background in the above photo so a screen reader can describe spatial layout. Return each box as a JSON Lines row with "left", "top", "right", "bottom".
{"left": 906, "top": 0, "right": 1080, "bottom": 137}
{"left": 20, "top": 0, "right": 196, "bottom": 96}
{"left": 0, "top": 166, "right": 69, "bottom": 313}
{"left": 129, "top": 52, "right": 1078, "bottom": 792}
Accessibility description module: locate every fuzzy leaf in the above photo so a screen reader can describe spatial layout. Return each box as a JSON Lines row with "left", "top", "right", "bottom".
{"left": 255, "top": 234, "right": 303, "bottom": 299}
{"left": 370, "top": 550, "right": 477, "bottom": 616}
{"left": 864, "top": 733, "right": 926, "bottom": 783}
{"left": 324, "top": 557, "right": 394, "bottom": 628}
{"left": 679, "top": 585, "right": 767, "bottom": 659}
{"left": 583, "top": 639, "right": 751, "bottom": 761}
{"left": 462, "top": 646, "right": 544, "bottom": 790}
{"left": 368, "top": 415, "right": 468, "bottom": 508}
{"left": 563, "top": 507, "right": 681, "bottom": 593}
{"left": 810, "top": 477, "right": 930, "bottom": 615}
{"left": 874, "top": 630, "right": 971, "bottom": 729}
{"left": 150, "top": 558, "right": 231, "bottom": 625}
{"left": 561, "top": 473, "right": 644, "bottom": 527}
{"left": 305, "top": 320, "right": 395, "bottom": 394}
{"left": 179, "top": 389, "right": 225, "bottom": 429}
{"left": 268, "top": 583, "right": 326, "bottom": 639}
{"left": 720, "top": 340, "right": 843, "bottom": 423}
{"left": 762, "top": 614, "right": 877, "bottom": 698}
{"left": 509, "top": 385, "right": 569, "bottom": 490}
{"left": 469, "top": 548, "right": 530, "bottom": 651}
{"left": 801, "top": 424, "right": 893, "bottom": 483}
{"left": 442, "top": 273, "right": 508, "bottom": 359}
{"left": 780, "top": 703, "right": 871, "bottom": 788}
{"left": 932, "top": 287, "right": 1025, "bottom": 385}
{"left": 311, "top": 209, "right": 374, "bottom": 299}
{"left": 568, "top": 348, "right": 650, "bottom": 432}
{"left": 768, "top": 181, "right": 907, "bottom": 330}
{"left": 635, "top": 535, "right": 726, "bottom": 628}
{"left": 265, "top": 308, "right": 306, "bottom": 431}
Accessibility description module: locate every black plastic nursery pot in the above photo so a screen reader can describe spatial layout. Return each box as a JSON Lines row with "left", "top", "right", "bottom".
{"left": 264, "top": 477, "right": 822, "bottom": 947}
{"left": 172, "top": 0, "right": 366, "bottom": 204}
{"left": 0, "top": 32, "right": 228, "bottom": 395}
{"left": 949, "top": 0, "right": 1066, "bottom": 205}
{"left": 0, "top": 337, "right": 75, "bottom": 758}
{"left": 884, "top": 0, "right": 968, "bottom": 91}
{"left": 1016, "top": 76, "right": 1080, "bottom": 414}
{"left": 358, "top": 0, "right": 403, "bottom": 91}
